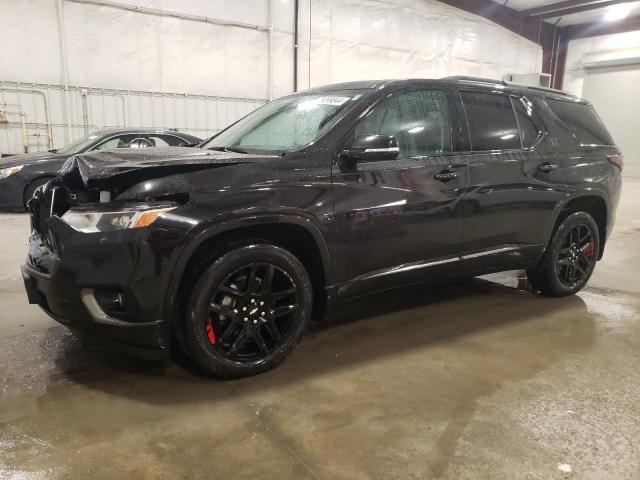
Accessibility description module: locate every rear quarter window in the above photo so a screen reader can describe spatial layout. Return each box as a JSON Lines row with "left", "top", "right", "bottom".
{"left": 545, "top": 99, "right": 615, "bottom": 146}
{"left": 460, "top": 91, "right": 520, "bottom": 151}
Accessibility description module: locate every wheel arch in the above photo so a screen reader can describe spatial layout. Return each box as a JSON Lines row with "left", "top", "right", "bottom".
{"left": 553, "top": 194, "right": 609, "bottom": 260}
{"left": 22, "top": 175, "right": 55, "bottom": 208}
{"left": 165, "top": 214, "right": 333, "bottom": 334}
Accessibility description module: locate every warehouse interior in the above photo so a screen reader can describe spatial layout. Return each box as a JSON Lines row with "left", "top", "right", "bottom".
{"left": 1, "top": 0, "right": 639, "bottom": 478}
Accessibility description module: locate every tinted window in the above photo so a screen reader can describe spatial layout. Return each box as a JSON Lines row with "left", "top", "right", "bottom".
{"left": 461, "top": 92, "right": 520, "bottom": 151}
{"left": 546, "top": 99, "right": 614, "bottom": 146}
{"left": 511, "top": 97, "right": 541, "bottom": 148}
{"left": 354, "top": 89, "right": 451, "bottom": 157}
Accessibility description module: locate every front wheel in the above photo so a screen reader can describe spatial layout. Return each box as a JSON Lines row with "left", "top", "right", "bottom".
{"left": 23, "top": 178, "right": 51, "bottom": 209}
{"left": 183, "top": 242, "right": 312, "bottom": 379}
{"left": 527, "top": 211, "right": 600, "bottom": 297}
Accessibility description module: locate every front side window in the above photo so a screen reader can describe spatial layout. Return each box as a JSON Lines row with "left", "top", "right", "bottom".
{"left": 94, "top": 134, "right": 137, "bottom": 151}
{"left": 57, "top": 132, "right": 102, "bottom": 154}
{"left": 461, "top": 91, "right": 520, "bottom": 151}
{"left": 353, "top": 89, "right": 451, "bottom": 157}
{"left": 202, "top": 90, "right": 367, "bottom": 152}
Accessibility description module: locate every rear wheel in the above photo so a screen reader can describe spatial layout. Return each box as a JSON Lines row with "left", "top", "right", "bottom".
{"left": 183, "top": 242, "right": 312, "bottom": 378}
{"left": 527, "top": 211, "right": 600, "bottom": 297}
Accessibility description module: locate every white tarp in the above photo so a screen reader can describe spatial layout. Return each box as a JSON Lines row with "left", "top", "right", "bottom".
{"left": 296, "top": 0, "right": 542, "bottom": 89}
{"left": 0, "top": 0, "right": 542, "bottom": 153}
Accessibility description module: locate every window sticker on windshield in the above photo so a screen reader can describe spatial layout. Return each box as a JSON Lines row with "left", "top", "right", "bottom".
{"left": 317, "top": 96, "right": 350, "bottom": 106}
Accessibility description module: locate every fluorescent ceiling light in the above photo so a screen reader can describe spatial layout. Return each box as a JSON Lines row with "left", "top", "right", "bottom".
{"left": 604, "top": 4, "right": 633, "bottom": 22}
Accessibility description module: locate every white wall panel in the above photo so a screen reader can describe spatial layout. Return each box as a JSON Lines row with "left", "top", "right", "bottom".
{"left": 296, "top": 0, "right": 542, "bottom": 90}
{"left": 563, "top": 31, "right": 640, "bottom": 178}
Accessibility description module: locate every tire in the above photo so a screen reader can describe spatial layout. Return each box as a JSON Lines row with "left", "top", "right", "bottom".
{"left": 527, "top": 211, "right": 600, "bottom": 297}
{"left": 23, "top": 178, "right": 51, "bottom": 209}
{"left": 183, "top": 241, "right": 312, "bottom": 379}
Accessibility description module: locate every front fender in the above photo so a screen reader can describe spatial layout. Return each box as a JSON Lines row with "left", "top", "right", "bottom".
{"left": 162, "top": 208, "right": 334, "bottom": 320}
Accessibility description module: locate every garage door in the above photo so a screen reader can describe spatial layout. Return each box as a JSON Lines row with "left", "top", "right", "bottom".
{"left": 582, "top": 63, "right": 640, "bottom": 178}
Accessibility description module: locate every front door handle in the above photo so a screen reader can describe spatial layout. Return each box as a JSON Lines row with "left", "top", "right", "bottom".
{"left": 434, "top": 170, "right": 459, "bottom": 182}
{"left": 538, "top": 163, "right": 558, "bottom": 172}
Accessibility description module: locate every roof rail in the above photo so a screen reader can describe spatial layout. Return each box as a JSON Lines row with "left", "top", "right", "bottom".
{"left": 514, "top": 83, "right": 578, "bottom": 98}
{"left": 444, "top": 76, "right": 508, "bottom": 86}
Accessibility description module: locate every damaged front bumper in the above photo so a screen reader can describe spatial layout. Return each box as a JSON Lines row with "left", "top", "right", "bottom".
{"left": 22, "top": 214, "right": 177, "bottom": 360}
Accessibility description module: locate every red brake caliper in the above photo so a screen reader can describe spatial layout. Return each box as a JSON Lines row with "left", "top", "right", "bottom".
{"left": 582, "top": 241, "right": 595, "bottom": 258}
{"left": 206, "top": 318, "right": 216, "bottom": 344}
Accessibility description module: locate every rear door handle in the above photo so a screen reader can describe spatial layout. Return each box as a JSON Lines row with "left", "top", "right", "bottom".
{"left": 538, "top": 163, "right": 558, "bottom": 172}
{"left": 434, "top": 171, "right": 459, "bottom": 182}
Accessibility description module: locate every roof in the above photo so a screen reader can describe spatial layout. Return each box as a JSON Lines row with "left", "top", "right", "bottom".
{"left": 299, "top": 76, "right": 583, "bottom": 102}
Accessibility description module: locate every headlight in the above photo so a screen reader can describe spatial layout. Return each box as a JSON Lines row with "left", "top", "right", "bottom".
{"left": 61, "top": 205, "right": 176, "bottom": 233}
{"left": 0, "top": 165, "right": 24, "bottom": 179}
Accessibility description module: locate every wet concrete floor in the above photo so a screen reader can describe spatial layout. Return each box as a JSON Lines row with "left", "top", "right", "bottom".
{"left": 1, "top": 179, "right": 639, "bottom": 479}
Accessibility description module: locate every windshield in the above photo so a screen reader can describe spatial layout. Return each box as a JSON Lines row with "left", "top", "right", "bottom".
{"left": 57, "top": 132, "right": 102, "bottom": 154}
{"left": 202, "top": 90, "right": 367, "bottom": 152}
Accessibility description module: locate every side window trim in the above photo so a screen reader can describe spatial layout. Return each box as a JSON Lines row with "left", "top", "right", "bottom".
{"left": 510, "top": 95, "right": 545, "bottom": 151}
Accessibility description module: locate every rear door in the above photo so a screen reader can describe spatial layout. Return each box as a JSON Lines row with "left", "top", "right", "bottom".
{"left": 332, "top": 87, "right": 467, "bottom": 296}
{"left": 456, "top": 89, "right": 565, "bottom": 269}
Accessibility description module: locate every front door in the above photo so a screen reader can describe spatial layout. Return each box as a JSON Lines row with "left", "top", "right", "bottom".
{"left": 332, "top": 88, "right": 466, "bottom": 297}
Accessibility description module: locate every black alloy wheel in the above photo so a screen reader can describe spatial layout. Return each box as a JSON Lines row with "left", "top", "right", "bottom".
{"left": 527, "top": 211, "right": 600, "bottom": 297}
{"left": 184, "top": 242, "right": 312, "bottom": 378}
{"left": 206, "top": 263, "right": 298, "bottom": 362}
{"left": 556, "top": 223, "right": 596, "bottom": 288}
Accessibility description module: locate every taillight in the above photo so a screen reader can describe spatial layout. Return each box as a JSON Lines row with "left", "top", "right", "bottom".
{"left": 608, "top": 154, "right": 624, "bottom": 170}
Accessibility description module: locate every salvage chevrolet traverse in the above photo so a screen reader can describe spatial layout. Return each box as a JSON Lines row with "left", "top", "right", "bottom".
{"left": 22, "top": 77, "right": 622, "bottom": 378}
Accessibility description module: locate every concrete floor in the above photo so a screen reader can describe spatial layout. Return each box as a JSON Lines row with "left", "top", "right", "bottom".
{"left": 1, "top": 180, "right": 639, "bottom": 480}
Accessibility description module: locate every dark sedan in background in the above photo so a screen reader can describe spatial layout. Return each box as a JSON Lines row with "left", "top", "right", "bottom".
{"left": 0, "top": 128, "right": 201, "bottom": 211}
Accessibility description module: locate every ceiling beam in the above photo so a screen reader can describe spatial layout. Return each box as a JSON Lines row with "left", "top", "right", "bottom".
{"left": 535, "top": 0, "right": 637, "bottom": 18}
{"left": 523, "top": 0, "right": 615, "bottom": 17}
{"left": 563, "top": 13, "right": 640, "bottom": 38}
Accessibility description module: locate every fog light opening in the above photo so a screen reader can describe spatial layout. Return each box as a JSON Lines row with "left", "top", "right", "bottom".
{"left": 94, "top": 288, "right": 126, "bottom": 314}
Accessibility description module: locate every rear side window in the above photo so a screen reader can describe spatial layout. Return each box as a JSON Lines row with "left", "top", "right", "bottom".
{"left": 511, "top": 98, "right": 541, "bottom": 148}
{"left": 546, "top": 99, "right": 614, "bottom": 146}
{"left": 460, "top": 92, "right": 520, "bottom": 151}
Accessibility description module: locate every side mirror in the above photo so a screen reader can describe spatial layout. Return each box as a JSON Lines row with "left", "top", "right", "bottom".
{"left": 343, "top": 135, "right": 399, "bottom": 162}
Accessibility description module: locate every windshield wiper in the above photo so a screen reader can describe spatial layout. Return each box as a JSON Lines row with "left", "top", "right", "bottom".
{"left": 208, "top": 146, "right": 249, "bottom": 154}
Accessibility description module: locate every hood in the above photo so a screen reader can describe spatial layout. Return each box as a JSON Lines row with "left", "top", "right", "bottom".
{"left": 0, "top": 151, "right": 67, "bottom": 168}
{"left": 59, "top": 146, "right": 277, "bottom": 189}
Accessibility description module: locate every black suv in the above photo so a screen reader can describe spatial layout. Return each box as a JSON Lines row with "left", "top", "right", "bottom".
{"left": 22, "top": 77, "right": 622, "bottom": 378}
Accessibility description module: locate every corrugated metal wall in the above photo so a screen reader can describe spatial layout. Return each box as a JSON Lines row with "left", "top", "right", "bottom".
{"left": 0, "top": 81, "right": 266, "bottom": 153}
